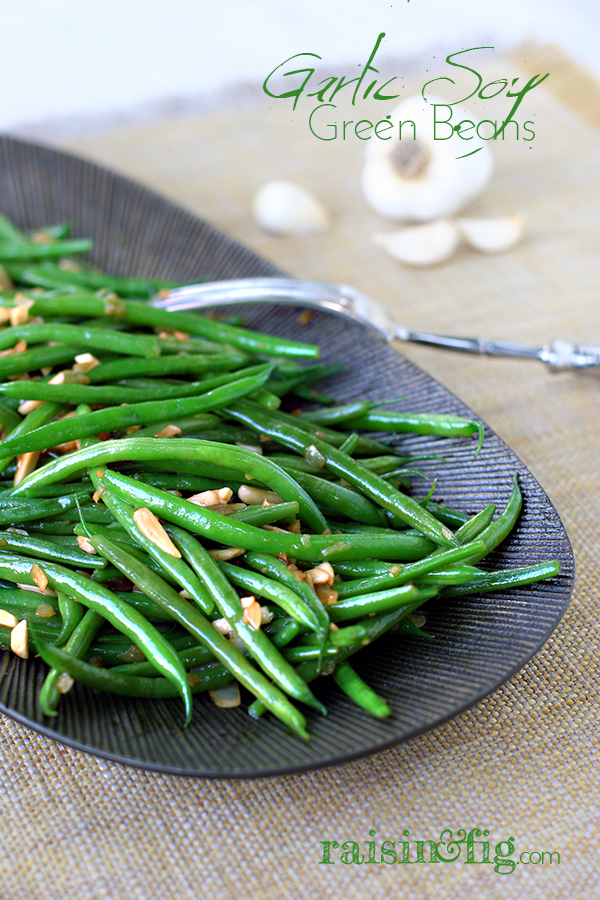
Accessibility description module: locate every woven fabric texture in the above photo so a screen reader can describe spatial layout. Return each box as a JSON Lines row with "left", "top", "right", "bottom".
{"left": 0, "top": 47, "right": 598, "bottom": 899}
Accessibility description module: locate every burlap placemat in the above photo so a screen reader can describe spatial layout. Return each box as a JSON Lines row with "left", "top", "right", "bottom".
{"left": 1, "top": 46, "right": 598, "bottom": 899}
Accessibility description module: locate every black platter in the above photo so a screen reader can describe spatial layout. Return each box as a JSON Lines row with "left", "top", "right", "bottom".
{"left": 0, "top": 136, "right": 574, "bottom": 777}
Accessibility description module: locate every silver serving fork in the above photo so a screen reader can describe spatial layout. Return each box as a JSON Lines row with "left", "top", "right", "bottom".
{"left": 154, "top": 278, "right": 600, "bottom": 372}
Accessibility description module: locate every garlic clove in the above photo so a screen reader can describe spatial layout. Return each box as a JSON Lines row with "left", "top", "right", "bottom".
{"left": 252, "top": 180, "right": 331, "bottom": 237}
{"left": 209, "top": 682, "right": 241, "bottom": 708}
{"left": 372, "top": 219, "right": 460, "bottom": 266}
{"left": 455, "top": 215, "right": 525, "bottom": 252}
{"left": 362, "top": 94, "right": 494, "bottom": 222}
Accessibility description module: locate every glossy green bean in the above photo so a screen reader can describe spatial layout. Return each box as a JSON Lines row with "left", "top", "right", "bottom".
{"left": 12, "top": 438, "right": 327, "bottom": 534}
{"left": 0, "top": 529, "right": 106, "bottom": 567}
{"left": 35, "top": 639, "right": 238, "bottom": 700}
{"left": 0, "top": 368, "right": 272, "bottom": 458}
{"left": 88, "top": 477, "right": 214, "bottom": 614}
{"left": 82, "top": 531, "right": 309, "bottom": 737}
{"left": 440, "top": 560, "right": 560, "bottom": 597}
{"left": 217, "top": 560, "right": 323, "bottom": 634}
{"left": 55, "top": 591, "right": 86, "bottom": 645}
{"left": 225, "top": 400, "right": 456, "bottom": 547}
{"left": 331, "top": 660, "right": 391, "bottom": 718}
{"left": 0, "top": 322, "right": 159, "bottom": 357}
{"left": 328, "top": 584, "right": 438, "bottom": 622}
{"left": 0, "top": 401, "right": 22, "bottom": 432}
{"left": 29, "top": 295, "right": 320, "bottom": 359}
{"left": 38, "top": 607, "right": 104, "bottom": 716}
{"left": 0, "top": 238, "right": 93, "bottom": 261}
{"left": 100, "top": 468, "right": 437, "bottom": 561}
{"left": 0, "top": 551, "right": 193, "bottom": 724}
{"left": 6, "top": 263, "right": 180, "bottom": 298}
{"left": 334, "top": 539, "right": 486, "bottom": 598}
{"left": 165, "top": 524, "right": 326, "bottom": 713}
{"left": 0, "top": 400, "right": 62, "bottom": 473}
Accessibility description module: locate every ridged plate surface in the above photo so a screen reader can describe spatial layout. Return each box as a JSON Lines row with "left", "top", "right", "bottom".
{"left": 0, "top": 136, "right": 574, "bottom": 777}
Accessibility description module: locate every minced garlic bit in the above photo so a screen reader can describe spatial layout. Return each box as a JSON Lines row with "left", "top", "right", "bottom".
{"left": 48, "top": 370, "right": 90, "bottom": 385}
{"left": 153, "top": 425, "right": 182, "bottom": 439}
{"left": 188, "top": 487, "right": 233, "bottom": 508}
{"left": 57, "top": 673, "right": 75, "bottom": 694}
{"left": 209, "top": 683, "right": 241, "bottom": 708}
{"left": 260, "top": 606, "right": 274, "bottom": 625}
{"left": 36, "top": 603, "right": 56, "bottom": 618}
{"left": 316, "top": 584, "right": 338, "bottom": 606}
{"left": 212, "top": 618, "right": 233, "bottom": 637}
{"left": 30, "top": 564, "right": 49, "bottom": 592}
{"left": 18, "top": 399, "right": 44, "bottom": 415}
{"left": 0, "top": 609, "right": 18, "bottom": 628}
{"left": 208, "top": 546, "right": 245, "bottom": 561}
{"left": 10, "top": 619, "right": 28, "bottom": 658}
{"left": 242, "top": 599, "right": 262, "bottom": 630}
{"left": 306, "top": 562, "right": 335, "bottom": 586}
{"left": 9, "top": 298, "right": 34, "bottom": 326}
{"left": 0, "top": 338, "right": 27, "bottom": 357}
{"left": 13, "top": 451, "right": 41, "bottom": 486}
{"left": 132, "top": 507, "right": 181, "bottom": 558}
{"left": 73, "top": 352, "right": 101, "bottom": 372}
{"left": 76, "top": 535, "right": 97, "bottom": 555}
{"left": 237, "top": 485, "right": 283, "bottom": 506}
{"left": 240, "top": 595, "right": 256, "bottom": 609}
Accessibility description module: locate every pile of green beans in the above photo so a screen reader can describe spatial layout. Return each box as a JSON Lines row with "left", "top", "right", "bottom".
{"left": 0, "top": 212, "right": 561, "bottom": 738}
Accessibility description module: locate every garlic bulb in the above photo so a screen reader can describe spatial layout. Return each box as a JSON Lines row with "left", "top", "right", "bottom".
{"left": 372, "top": 219, "right": 460, "bottom": 266}
{"left": 362, "top": 95, "right": 493, "bottom": 222}
{"left": 456, "top": 215, "right": 525, "bottom": 252}
{"left": 252, "top": 180, "right": 331, "bottom": 236}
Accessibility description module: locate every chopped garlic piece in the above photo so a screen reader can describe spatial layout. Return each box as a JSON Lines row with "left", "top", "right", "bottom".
{"left": 0, "top": 609, "right": 18, "bottom": 628}
{"left": 237, "top": 485, "right": 284, "bottom": 506}
{"left": 188, "top": 487, "right": 233, "bottom": 507}
{"left": 132, "top": 507, "right": 181, "bottom": 558}
{"left": 10, "top": 619, "right": 28, "bottom": 658}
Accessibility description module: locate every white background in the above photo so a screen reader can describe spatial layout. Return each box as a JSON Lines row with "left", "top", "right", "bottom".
{"left": 0, "top": 0, "right": 598, "bottom": 131}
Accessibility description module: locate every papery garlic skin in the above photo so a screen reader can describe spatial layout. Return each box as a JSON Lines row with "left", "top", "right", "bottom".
{"left": 252, "top": 180, "right": 331, "bottom": 236}
{"left": 455, "top": 215, "right": 525, "bottom": 252}
{"left": 372, "top": 219, "right": 460, "bottom": 266}
{"left": 362, "top": 95, "right": 494, "bottom": 222}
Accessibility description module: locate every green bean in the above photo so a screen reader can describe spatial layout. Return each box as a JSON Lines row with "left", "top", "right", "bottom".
{"left": 0, "top": 401, "right": 22, "bottom": 432}
{"left": 0, "top": 344, "right": 82, "bottom": 380}
{"left": 462, "top": 475, "right": 523, "bottom": 564}
{"left": 0, "top": 322, "right": 159, "bottom": 358}
{"left": 0, "top": 239, "right": 93, "bottom": 261}
{"left": 29, "top": 295, "right": 320, "bottom": 360}
{"left": 225, "top": 400, "right": 456, "bottom": 547}
{"left": 87, "top": 477, "right": 214, "bottom": 614}
{"left": 331, "top": 661, "right": 391, "bottom": 718}
{"left": 111, "top": 643, "right": 216, "bottom": 676}
{"left": 334, "top": 540, "right": 486, "bottom": 598}
{"left": 328, "top": 584, "right": 438, "bottom": 622}
{"left": 85, "top": 351, "right": 250, "bottom": 383}
{"left": 98, "top": 468, "right": 437, "bottom": 561}
{"left": 349, "top": 410, "right": 484, "bottom": 449}
{"left": 0, "top": 551, "right": 193, "bottom": 725}
{"left": 0, "top": 368, "right": 272, "bottom": 458}
{"left": 0, "top": 529, "right": 106, "bottom": 567}
{"left": 6, "top": 263, "right": 181, "bottom": 298}
{"left": 12, "top": 438, "right": 327, "bottom": 534}
{"left": 55, "top": 591, "right": 86, "bottom": 644}
{"left": 165, "top": 524, "right": 326, "bottom": 713}
{"left": 78, "top": 531, "right": 309, "bottom": 737}
{"left": 35, "top": 639, "right": 239, "bottom": 701}
{"left": 301, "top": 400, "right": 378, "bottom": 426}
{"left": 228, "top": 501, "right": 299, "bottom": 526}
{"left": 277, "top": 466, "right": 391, "bottom": 527}
{"left": 0, "top": 213, "right": 27, "bottom": 244}
{"left": 216, "top": 560, "right": 323, "bottom": 635}
{"left": 0, "top": 493, "right": 89, "bottom": 526}
{"left": 440, "top": 560, "right": 560, "bottom": 597}
{"left": 39, "top": 608, "right": 104, "bottom": 716}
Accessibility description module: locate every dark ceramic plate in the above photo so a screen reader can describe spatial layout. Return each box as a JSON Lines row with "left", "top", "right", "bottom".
{"left": 0, "top": 136, "right": 574, "bottom": 778}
